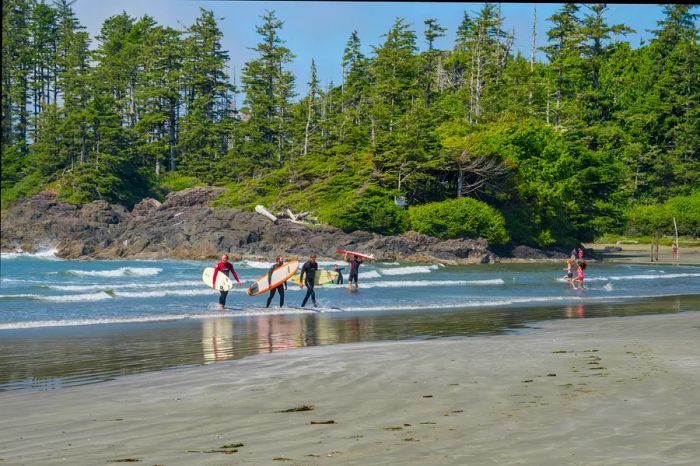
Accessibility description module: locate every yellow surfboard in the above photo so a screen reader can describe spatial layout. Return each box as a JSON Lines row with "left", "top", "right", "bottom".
{"left": 290, "top": 269, "right": 340, "bottom": 286}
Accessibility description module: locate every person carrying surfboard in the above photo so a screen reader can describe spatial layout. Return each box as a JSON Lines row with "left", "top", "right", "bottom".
{"left": 344, "top": 253, "right": 363, "bottom": 291}
{"left": 266, "top": 256, "right": 288, "bottom": 308}
{"left": 213, "top": 254, "right": 242, "bottom": 309}
{"left": 299, "top": 254, "right": 319, "bottom": 307}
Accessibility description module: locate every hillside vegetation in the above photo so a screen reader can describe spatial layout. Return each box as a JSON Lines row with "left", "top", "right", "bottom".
{"left": 2, "top": 2, "right": 698, "bottom": 245}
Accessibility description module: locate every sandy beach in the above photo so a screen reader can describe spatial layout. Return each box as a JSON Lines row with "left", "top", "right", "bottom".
{"left": 588, "top": 243, "right": 700, "bottom": 265}
{"left": 1, "top": 312, "right": 699, "bottom": 465}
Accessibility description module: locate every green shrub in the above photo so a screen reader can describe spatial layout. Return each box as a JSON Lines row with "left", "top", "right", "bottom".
{"left": 159, "top": 172, "right": 200, "bottom": 193}
{"left": 408, "top": 197, "right": 509, "bottom": 244}
{"left": 321, "top": 191, "right": 408, "bottom": 235}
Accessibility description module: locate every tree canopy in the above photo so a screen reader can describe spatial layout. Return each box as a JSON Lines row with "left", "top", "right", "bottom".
{"left": 2, "top": 2, "right": 699, "bottom": 245}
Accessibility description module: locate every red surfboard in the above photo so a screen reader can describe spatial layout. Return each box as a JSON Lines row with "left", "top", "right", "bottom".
{"left": 336, "top": 249, "right": 376, "bottom": 261}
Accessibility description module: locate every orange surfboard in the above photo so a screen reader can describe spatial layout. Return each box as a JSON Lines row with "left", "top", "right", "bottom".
{"left": 246, "top": 260, "right": 299, "bottom": 296}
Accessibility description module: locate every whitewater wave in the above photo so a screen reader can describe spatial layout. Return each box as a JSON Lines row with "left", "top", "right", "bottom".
{"left": 239, "top": 260, "right": 274, "bottom": 269}
{"left": 378, "top": 265, "right": 439, "bottom": 276}
{"left": 0, "top": 292, "right": 114, "bottom": 302}
{"left": 0, "top": 248, "right": 59, "bottom": 260}
{"left": 44, "top": 280, "right": 203, "bottom": 292}
{"left": 64, "top": 267, "right": 163, "bottom": 278}
{"left": 584, "top": 273, "right": 700, "bottom": 282}
{"left": 359, "top": 270, "right": 381, "bottom": 279}
{"left": 358, "top": 279, "right": 505, "bottom": 289}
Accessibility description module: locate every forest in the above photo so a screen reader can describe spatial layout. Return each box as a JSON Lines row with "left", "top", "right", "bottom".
{"left": 2, "top": 1, "right": 698, "bottom": 247}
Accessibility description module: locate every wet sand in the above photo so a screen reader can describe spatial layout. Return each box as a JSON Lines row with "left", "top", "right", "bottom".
{"left": 1, "top": 311, "right": 699, "bottom": 465}
{"left": 589, "top": 243, "right": 700, "bottom": 265}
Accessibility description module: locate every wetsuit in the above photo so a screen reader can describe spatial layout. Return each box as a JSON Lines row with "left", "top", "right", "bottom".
{"left": 266, "top": 263, "right": 287, "bottom": 308}
{"left": 348, "top": 258, "right": 362, "bottom": 286}
{"left": 300, "top": 260, "right": 318, "bottom": 307}
{"left": 213, "top": 260, "right": 240, "bottom": 306}
{"left": 335, "top": 267, "right": 345, "bottom": 284}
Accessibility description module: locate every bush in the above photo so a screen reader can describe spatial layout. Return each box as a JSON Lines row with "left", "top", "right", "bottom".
{"left": 321, "top": 191, "right": 408, "bottom": 235}
{"left": 408, "top": 197, "right": 509, "bottom": 244}
{"left": 159, "top": 172, "right": 200, "bottom": 193}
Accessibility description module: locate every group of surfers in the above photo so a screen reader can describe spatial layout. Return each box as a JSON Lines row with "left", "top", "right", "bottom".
{"left": 212, "top": 252, "right": 363, "bottom": 310}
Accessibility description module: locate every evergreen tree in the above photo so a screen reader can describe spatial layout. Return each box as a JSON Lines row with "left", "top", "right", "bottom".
{"left": 240, "top": 10, "right": 295, "bottom": 172}
{"left": 179, "top": 8, "right": 233, "bottom": 181}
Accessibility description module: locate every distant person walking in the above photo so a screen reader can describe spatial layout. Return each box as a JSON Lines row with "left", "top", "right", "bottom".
{"left": 672, "top": 241, "right": 678, "bottom": 261}
{"left": 299, "top": 254, "right": 319, "bottom": 307}
{"left": 570, "top": 247, "right": 577, "bottom": 259}
{"left": 266, "top": 256, "right": 287, "bottom": 308}
{"left": 345, "top": 253, "right": 363, "bottom": 291}
{"left": 578, "top": 247, "right": 584, "bottom": 260}
{"left": 213, "top": 254, "right": 242, "bottom": 310}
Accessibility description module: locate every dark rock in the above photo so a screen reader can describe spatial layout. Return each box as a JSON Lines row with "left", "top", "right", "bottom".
{"left": 2, "top": 191, "right": 504, "bottom": 263}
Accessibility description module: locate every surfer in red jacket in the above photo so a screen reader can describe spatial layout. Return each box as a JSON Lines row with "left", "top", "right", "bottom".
{"left": 213, "top": 254, "right": 242, "bottom": 309}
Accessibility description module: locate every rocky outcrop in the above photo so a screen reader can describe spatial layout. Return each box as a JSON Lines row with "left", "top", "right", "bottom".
{"left": 1, "top": 189, "right": 496, "bottom": 263}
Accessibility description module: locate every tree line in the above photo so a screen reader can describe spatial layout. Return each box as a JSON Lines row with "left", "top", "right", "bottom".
{"left": 2, "top": 1, "right": 698, "bottom": 246}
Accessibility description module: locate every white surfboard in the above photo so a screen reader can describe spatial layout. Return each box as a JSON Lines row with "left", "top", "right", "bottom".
{"left": 202, "top": 267, "right": 234, "bottom": 291}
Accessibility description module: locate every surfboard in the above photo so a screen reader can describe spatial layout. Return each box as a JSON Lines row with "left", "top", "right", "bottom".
{"left": 336, "top": 249, "right": 376, "bottom": 261}
{"left": 202, "top": 267, "right": 234, "bottom": 291}
{"left": 246, "top": 260, "right": 299, "bottom": 296}
{"left": 290, "top": 269, "right": 340, "bottom": 286}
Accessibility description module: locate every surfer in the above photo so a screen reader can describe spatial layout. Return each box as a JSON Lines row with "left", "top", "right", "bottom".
{"left": 266, "top": 256, "right": 287, "bottom": 308}
{"left": 213, "top": 254, "right": 242, "bottom": 310}
{"left": 334, "top": 264, "right": 345, "bottom": 284}
{"left": 299, "top": 254, "right": 319, "bottom": 307}
{"left": 571, "top": 260, "right": 587, "bottom": 290}
{"left": 344, "top": 253, "right": 363, "bottom": 291}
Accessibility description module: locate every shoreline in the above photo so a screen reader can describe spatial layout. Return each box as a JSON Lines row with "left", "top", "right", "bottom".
{"left": 2, "top": 311, "right": 699, "bottom": 465}
{"left": 3, "top": 243, "right": 700, "bottom": 265}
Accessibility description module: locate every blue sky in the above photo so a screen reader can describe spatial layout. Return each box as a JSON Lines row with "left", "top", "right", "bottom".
{"left": 72, "top": 1, "right": 669, "bottom": 97}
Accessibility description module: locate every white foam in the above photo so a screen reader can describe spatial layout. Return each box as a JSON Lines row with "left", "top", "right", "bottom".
{"left": 378, "top": 266, "right": 436, "bottom": 276}
{"left": 0, "top": 308, "right": 320, "bottom": 330}
{"left": 0, "top": 248, "right": 59, "bottom": 260}
{"left": 26, "top": 292, "right": 114, "bottom": 302}
{"left": 114, "top": 289, "right": 217, "bottom": 298}
{"left": 358, "top": 279, "right": 505, "bottom": 289}
{"left": 358, "top": 270, "right": 381, "bottom": 279}
{"left": 66, "top": 267, "right": 162, "bottom": 277}
{"left": 240, "top": 260, "right": 274, "bottom": 269}
{"left": 584, "top": 273, "right": 700, "bottom": 282}
{"left": 45, "top": 281, "right": 203, "bottom": 292}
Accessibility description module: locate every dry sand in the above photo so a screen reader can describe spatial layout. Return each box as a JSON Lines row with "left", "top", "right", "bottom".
{"left": 2, "top": 312, "right": 699, "bottom": 465}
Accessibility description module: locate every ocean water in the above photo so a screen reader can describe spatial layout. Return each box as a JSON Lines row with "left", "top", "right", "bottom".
{"left": 1, "top": 251, "right": 699, "bottom": 391}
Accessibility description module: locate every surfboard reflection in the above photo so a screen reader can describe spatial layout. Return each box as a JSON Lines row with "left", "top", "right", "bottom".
{"left": 202, "top": 317, "right": 234, "bottom": 363}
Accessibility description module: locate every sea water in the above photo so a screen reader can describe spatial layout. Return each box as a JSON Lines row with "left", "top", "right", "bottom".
{"left": 1, "top": 251, "right": 699, "bottom": 391}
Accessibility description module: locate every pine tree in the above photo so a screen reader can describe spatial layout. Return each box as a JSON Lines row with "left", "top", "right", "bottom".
{"left": 240, "top": 10, "right": 295, "bottom": 171}
{"left": 179, "top": 8, "right": 233, "bottom": 181}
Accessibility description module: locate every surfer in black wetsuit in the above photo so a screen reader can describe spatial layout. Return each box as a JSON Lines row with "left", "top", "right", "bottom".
{"left": 334, "top": 264, "right": 344, "bottom": 284}
{"left": 345, "top": 253, "right": 363, "bottom": 290}
{"left": 299, "top": 254, "right": 318, "bottom": 307}
{"left": 266, "top": 256, "right": 287, "bottom": 308}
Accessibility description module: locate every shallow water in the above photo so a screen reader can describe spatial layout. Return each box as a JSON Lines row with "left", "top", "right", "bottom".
{"left": 1, "top": 252, "right": 699, "bottom": 391}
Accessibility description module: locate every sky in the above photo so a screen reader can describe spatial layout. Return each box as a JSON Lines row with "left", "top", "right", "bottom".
{"left": 72, "top": 1, "right": 670, "bottom": 98}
